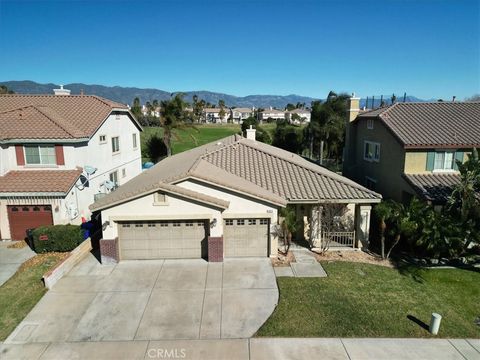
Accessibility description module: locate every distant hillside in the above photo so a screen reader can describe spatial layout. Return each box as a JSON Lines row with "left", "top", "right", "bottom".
{"left": 0, "top": 80, "right": 318, "bottom": 108}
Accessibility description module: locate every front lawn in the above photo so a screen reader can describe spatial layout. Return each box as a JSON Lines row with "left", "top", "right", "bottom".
{"left": 257, "top": 262, "right": 480, "bottom": 338}
{"left": 0, "top": 253, "right": 67, "bottom": 341}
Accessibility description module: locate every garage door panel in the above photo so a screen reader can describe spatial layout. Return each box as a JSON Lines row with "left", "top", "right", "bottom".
{"left": 8, "top": 205, "right": 54, "bottom": 241}
{"left": 224, "top": 218, "right": 269, "bottom": 257}
{"left": 118, "top": 220, "right": 206, "bottom": 260}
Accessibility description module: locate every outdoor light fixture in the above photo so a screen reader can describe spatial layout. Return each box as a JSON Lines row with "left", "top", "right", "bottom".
{"left": 210, "top": 218, "right": 217, "bottom": 228}
{"left": 102, "top": 221, "right": 110, "bottom": 231}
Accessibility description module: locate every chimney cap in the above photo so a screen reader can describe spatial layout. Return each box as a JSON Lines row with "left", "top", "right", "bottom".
{"left": 53, "top": 84, "right": 71, "bottom": 96}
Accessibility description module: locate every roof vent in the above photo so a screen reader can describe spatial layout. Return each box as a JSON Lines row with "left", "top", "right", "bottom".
{"left": 53, "top": 85, "right": 71, "bottom": 96}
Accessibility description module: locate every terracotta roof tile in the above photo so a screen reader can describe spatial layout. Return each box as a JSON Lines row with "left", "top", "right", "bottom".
{"left": 0, "top": 94, "right": 131, "bottom": 141}
{"left": 0, "top": 168, "right": 82, "bottom": 194}
{"left": 357, "top": 102, "right": 480, "bottom": 148}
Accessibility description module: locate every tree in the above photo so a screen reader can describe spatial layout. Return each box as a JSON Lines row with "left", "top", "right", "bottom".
{"left": 303, "top": 91, "right": 349, "bottom": 164}
{"left": 374, "top": 200, "right": 417, "bottom": 259}
{"left": 0, "top": 85, "right": 14, "bottom": 94}
{"left": 131, "top": 97, "right": 142, "bottom": 118}
{"left": 285, "top": 103, "right": 296, "bottom": 111}
{"left": 447, "top": 148, "right": 480, "bottom": 251}
{"left": 318, "top": 204, "right": 353, "bottom": 254}
{"left": 218, "top": 99, "right": 226, "bottom": 123}
{"left": 272, "top": 120, "right": 303, "bottom": 154}
{"left": 465, "top": 94, "right": 480, "bottom": 102}
{"left": 143, "top": 134, "right": 168, "bottom": 163}
{"left": 276, "top": 205, "right": 298, "bottom": 254}
{"left": 160, "top": 93, "right": 196, "bottom": 157}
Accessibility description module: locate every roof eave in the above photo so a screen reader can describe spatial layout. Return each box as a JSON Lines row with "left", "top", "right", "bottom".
{"left": 0, "top": 137, "right": 90, "bottom": 144}
{"left": 0, "top": 192, "right": 67, "bottom": 198}
{"left": 404, "top": 144, "right": 479, "bottom": 149}
{"left": 287, "top": 197, "right": 382, "bottom": 204}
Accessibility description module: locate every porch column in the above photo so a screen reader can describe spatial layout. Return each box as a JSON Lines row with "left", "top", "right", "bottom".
{"left": 355, "top": 205, "right": 372, "bottom": 249}
{"left": 310, "top": 205, "right": 322, "bottom": 248}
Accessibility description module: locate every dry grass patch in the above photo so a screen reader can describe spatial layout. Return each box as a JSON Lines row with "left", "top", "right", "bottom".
{"left": 6, "top": 240, "right": 28, "bottom": 249}
{"left": 313, "top": 249, "right": 395, "bottom": 268}
{"left": 271, "top": 250, "right": 296, "bottom": 267}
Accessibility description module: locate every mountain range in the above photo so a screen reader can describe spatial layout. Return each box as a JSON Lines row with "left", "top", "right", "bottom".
{"left": 0, "top": 80, "right": 427, "bottom": 108}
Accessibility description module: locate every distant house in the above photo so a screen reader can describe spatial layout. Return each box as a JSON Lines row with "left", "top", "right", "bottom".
{"left": 141, "top": 105, "right": 160, "bottom": 117}
{"left": 343, "top": 95, "right": 480, "bottom": 205}
{"left": 285, "top": 108, "right": 311, "bottom": 124}
{"left": 203, "top": 108, "right": 229, "bottom": 123}
{"left": 0, "top": 88, "right": 142, "bottom": 240}
{"left": 258, "top": 108, "right": 285, "bottom": 122}
{"left": 230, "top": 107, "right": 254, "bottom": 123}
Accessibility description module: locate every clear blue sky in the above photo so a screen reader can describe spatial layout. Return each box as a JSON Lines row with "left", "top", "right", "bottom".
{"left": 0, "top": 0, "right": 479, "bottom": 99}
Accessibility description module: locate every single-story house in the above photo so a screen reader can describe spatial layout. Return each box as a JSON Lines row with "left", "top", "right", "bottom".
{"left": 91, "top": 129, "right": 381, "bottom": 263}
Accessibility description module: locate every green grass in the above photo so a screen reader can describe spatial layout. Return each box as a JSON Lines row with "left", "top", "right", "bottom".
{"left": 0, "top": 253, "right": 66, "bottom": 340}
{"left": 257, "top": 262, "right": 480, "bottom": 338}
{"left": 141, "top": 123, "right": 278, "bottom": 161}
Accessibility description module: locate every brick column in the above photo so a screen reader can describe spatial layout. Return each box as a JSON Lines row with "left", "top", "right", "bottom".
{"left": 99, "top": 238, "right": 119, "bottom": 264}
{"left": 208, "top": 236, "right": 223, "bottom": 262}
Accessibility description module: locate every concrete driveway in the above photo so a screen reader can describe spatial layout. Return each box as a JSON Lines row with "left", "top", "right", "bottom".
{"left": 0, "top": 241, "right": 35, "bottom": 286}
{"left": 5, "top": 254, "right": 278, "bottom": 344}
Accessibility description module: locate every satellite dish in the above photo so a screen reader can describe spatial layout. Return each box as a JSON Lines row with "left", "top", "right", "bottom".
{"left": 103, "top": 180, "right": 115, "bottom": 190}
{"left": 84, "top": 166, "right": 97, "bottom": 175}
{"left": 75, "top": 174, "right": 89, "bottom": 190}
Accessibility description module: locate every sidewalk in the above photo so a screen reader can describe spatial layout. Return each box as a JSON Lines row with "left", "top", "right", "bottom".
{"left": 1, "top": 337, "right": 478, "bottom": 359}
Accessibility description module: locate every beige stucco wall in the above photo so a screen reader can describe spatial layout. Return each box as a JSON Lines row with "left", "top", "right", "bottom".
{"left": 404, "top": 151, "right": 428, "bottom": 174}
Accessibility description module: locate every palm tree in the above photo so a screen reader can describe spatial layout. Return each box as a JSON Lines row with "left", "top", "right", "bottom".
{"left": 160, "top": 93, "right": 191, "bottom": 157}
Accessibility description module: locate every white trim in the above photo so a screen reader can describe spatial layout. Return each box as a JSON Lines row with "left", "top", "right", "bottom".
{"left": 110, "top": 214, "right": 213, "bottom": 222}
{"left": 222, "top": 213, "right": 274, "bottom": 219}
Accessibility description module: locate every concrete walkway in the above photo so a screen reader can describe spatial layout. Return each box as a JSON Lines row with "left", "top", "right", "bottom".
{"left": 0, "top": 241, "right": 35, "bottom": 286}
{"left": 289, "top": 249, "right": 327, "bottom": 277}
{"left": 1, "top": 338, "right": 478, "bottom": 359}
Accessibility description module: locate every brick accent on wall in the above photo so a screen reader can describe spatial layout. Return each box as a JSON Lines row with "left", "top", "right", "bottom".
{"left": 100, "top": 238, "right": 119, "bottom": 264}
{"left": 208, "top": 236, "right": 223, "bottom": 262}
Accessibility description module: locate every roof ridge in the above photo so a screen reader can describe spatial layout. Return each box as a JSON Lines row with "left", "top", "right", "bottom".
{"left": 238, "top": 138, "right": 379, "bottom": 196}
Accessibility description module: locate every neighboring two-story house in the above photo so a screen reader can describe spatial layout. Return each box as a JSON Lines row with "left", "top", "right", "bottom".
{"left": 0, "top": 89, "right": 142, "bottom": 240}
{"left": 343, "top": 95, "right": 480, "bottom": 205}
{"left": 230, "top": 107, "right": 254, "bottom": 123}
{"left": 203, "top": 108, "right": 229, "bottom": 123}
{"left": 285, "top": 108, "right": 311, "bottom": 124}
{"left": 258, "top": 108, "right": 285, "bottom": 122}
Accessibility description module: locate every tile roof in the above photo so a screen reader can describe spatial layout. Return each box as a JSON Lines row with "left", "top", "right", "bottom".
{"left": 260, "top": 109, "right": 284, "bottom": 114}
{"left": 357, "top": 102, "right": 480, "bottom": 148}
{"left": 232, "top": 108, "right": 253, "bottom": 113}
{"left": 0, "top": 168, "right": 82, "bottom": 195}
{"left": 91, "top": 135, "right": 381, "bottom": 211}
{"left": 403, "top": 173, "right": 460, "bottom": 204}
{"left": 0, "top": 95, "right": 132, "bottom": 141}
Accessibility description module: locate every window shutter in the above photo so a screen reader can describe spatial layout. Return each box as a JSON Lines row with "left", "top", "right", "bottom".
{"left": 55, "top": 145, "right": 65, "bottom": 165}
{"left": 454, "top": 151, "right": 464, "bottom": 170}
{"left": 426, "top": 151, "right": 435, "bottom": 171}
{"left": 15, "top": 145, "right": 25, "bottom": 166}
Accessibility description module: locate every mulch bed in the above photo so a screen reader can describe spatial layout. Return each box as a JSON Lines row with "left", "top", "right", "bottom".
{"left": 271, "top": 250, "right": 296, "bottom": 267}
{"left": 312, "top": 249, "right": 395, "bottom": 268}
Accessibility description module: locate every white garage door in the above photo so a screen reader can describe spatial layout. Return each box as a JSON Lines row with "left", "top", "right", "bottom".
{"left": 224, "top": 218, "right": 269, "bottom": 257}
{"left": 118, "top": 220, "right": 207, "bottom": 260}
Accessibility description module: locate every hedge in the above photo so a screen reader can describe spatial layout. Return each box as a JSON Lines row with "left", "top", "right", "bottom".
{"left": 32, "top": 224, "right": 85, "bottom": 253}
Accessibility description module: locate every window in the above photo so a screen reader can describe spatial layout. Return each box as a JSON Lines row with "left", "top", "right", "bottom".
{"left": 260, "top": 219, "right": 268, "bottom": 225}
{"left": 225, "top": 219, "right": 234, "bottom": 226}
{"left": 237, "top": 219, "right": 245, "bottom": 226}
{"left": 364, "top": 141, "right": 380, "bottom": 162}
{"left": 135, "top": 223, "right": 143, "bottom": 228}
{"left": 365, "top": 177, "right": 377, "bottom": 191}
{"left": 367, "top": 119, "right": 374, "bottom": 129}
{"left": 99, "top": 135, "right": 107, "bottom": 144}
{"left": 197, "top": 221, "right": 204, "bottom": 226}
{"left": 172, "top": 221, "right": 181, "bottom": 227}
{"left": 147, "top": 223, "right": 156, "bottom": 227}
{"left": 111, "top": 136, "right": 120, "bottom": 153}
{"left": 109, "top": 171, "right": 118, "bottom": 187}
{"left": 132, "top": 133, "right": 138, "bottom": 149}
{"left": 248, "top": 219, "right": 257, "bottom": 225}
{"left": 122, "top": 168, "right": 126, "bottom": 178}
{"left": 122, "top": 223, "right": 130, "bottom": 228}
{"left": 160, "top": 222, "right": 168, "bottom": 227}
{"left": 434, "top": 151, "right": 454, "bottom": 170}
{"left": 24, "top": 145, "right": 56, "bottom": 165}
{"left": 185, "top": 222, "right": 194, "bottom": 227}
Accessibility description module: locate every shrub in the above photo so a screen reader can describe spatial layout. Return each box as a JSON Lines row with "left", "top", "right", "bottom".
{"left": 32, "top": 224, "right": 85, "bottom": 253}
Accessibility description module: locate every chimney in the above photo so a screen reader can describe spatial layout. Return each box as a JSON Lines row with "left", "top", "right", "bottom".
{"left": 347, "top": 92, "right": 360, "bottom": 122}
{"left": 53, "top": 85, "right": 71, "bottom": 96}
{"left": 246, "top": 125, "right": 256, "bottom": 141}
{"left": 452, "top": 96, "right": 456, "bottom": 102}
